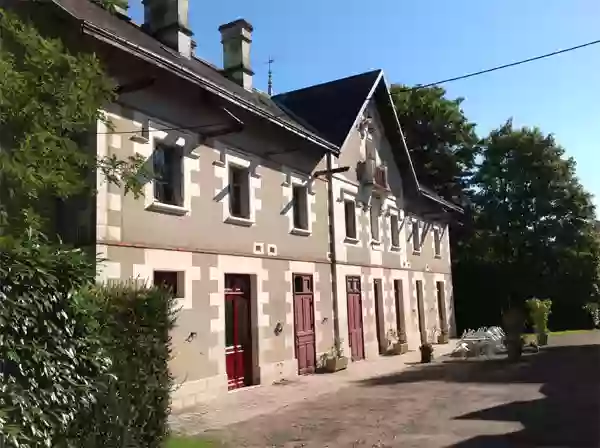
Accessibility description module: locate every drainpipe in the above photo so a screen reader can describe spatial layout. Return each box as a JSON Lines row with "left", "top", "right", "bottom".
{"left": 326, "top": 152, "right": 341, "bottom": 351}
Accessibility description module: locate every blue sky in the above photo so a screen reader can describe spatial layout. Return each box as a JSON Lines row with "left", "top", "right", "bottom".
{"left": 129, "top": 1, "right": 600, "bottom": 208}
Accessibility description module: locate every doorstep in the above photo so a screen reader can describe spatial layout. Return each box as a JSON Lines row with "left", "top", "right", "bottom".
{"left": 169, "top": 339, "right": 458, "bottom": 435}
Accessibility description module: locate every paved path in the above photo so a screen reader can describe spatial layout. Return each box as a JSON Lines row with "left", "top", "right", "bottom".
{"left": 172, "top": 332, "right": 600, "bottom": 447}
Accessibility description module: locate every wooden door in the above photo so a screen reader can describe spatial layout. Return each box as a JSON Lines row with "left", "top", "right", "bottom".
{"left": 373, "top": 279, "right": 385, "bottom": 354}
{"left": 293, "top": 274, "right": 316, "bottom": 374}
{"left": 436, "top": 281, "right": 448, "bottom": 332}
{"left": 346, "top": 276, "right": 365, "bottom": 361}
{"left": 394, "top": 279, "right": 407, "bottom": 343}
{"left": 225, "top": 274, "right": 252, "bottom": 390}
{"left": 415, "top": 280, "right": 426, "bottom": 344}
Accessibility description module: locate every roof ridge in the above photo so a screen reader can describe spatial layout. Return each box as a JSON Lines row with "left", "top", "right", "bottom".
{"left": 273, "top": 69, "right": 382, "bottom": 98}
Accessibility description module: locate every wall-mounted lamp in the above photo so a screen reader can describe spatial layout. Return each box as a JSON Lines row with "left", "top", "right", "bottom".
{"left": 274, "top": 322, "right": 283, "bottom": 336}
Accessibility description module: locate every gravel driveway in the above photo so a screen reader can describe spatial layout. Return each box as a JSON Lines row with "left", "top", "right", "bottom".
{"left": 203, "top": 332, "right": 600, "bottom": 447}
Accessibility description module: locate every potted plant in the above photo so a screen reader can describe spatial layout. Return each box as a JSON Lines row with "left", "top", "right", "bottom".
{"left": 437, "top": 327, "right": 450, "bottom": 344}
{"left": 420, "top": 342, "right": 434, "bottom": 363}
{"left": 583, "top": 302, "right": 600, "bottom": 329}
{"left": 526, "top": 298, "right": 552, "bottom": 346}
{"left": 384, "top": 329, "right": 408, "bottom": 355}
{"left": 502, "top": 307, "right": 525, "bottom": 362}
{"left": 320, "top": 338, "right": 348, "bottom": 373}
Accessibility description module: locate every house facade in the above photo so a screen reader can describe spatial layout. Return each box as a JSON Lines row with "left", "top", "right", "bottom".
{"left": 43, "top": 0, "right": 462, "bottom": 409}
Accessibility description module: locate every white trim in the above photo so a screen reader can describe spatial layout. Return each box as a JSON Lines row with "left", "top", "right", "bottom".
{"left": 129, "top": 112, "right": 199, "bottom": 216}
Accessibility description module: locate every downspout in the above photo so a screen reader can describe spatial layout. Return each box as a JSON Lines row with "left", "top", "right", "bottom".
{"left": 326, "top": 152, "right": 341, "bottom": 351}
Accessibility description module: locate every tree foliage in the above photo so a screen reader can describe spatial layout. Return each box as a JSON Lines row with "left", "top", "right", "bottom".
{"left": 0, "top": 7, "right": 144, "bottom": 239}
{"left": 390, "top": 84, "right": 479, "bottom": 204}
{"left": 0, "top": 230, "right": 110, "bottom": 448}
{"left": 391, "top": 84, "right": 599, "bottom": 331}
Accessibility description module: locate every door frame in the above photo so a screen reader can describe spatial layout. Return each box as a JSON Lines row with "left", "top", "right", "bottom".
{"left": 292, "top": 273, "right": 317, "bottom": 375}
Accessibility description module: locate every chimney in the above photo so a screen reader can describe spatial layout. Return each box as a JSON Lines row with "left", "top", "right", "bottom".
{"left": 142, "top": 0, "right": 193, "bottom": 59}
{"left": 218, "top": 19, "right": 254, "bottom": 90}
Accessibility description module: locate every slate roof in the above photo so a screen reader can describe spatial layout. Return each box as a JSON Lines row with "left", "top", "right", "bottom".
{"left": 50, "top": 0, "right": 337, "bottom": 152}
{"left": 272, "top": 70, "right": 382, "bottom": 147}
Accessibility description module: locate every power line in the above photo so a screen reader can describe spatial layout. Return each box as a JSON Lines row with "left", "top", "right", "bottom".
{"left": 96, "top": 121, "right": 233, "bottom": 135}
{"left": 401, "top": 37, "right": 600, "bottom": 91}
{"left": 99, "top": 36, "right": 600, "bottom": 135}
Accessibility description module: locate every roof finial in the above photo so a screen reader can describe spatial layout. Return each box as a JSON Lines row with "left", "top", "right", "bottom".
{"left": 267, "top": 57, "right": 274, "bottom": 96}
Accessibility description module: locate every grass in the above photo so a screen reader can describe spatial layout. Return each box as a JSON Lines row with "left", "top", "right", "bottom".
{"left": 549, "top": 329, "right": 597, "bottom": 335}
{"left": 167, "top": 435, "right": 220, "bottom": 448}
{"left": 522, "top": 329, "right": 596, "bottom": 343}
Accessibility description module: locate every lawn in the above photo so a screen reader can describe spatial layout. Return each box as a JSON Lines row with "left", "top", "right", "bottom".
{"left": 167, "top": 435, "right": 219, "bottom": 448}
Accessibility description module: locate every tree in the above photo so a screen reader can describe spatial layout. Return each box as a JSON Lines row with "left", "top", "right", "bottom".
{"left": 0, "top": 6, "right": 143, "bottom": 240}
{"left": 461, "top": 120, "right": 600, "bottom": 329}
{"left": 390, "top": 84, "right": 479, "bottom": 204}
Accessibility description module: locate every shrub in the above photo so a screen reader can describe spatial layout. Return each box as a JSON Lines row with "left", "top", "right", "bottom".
{"left": 74, "top": 281, "right": 177, "bottom": 448}
{"left": 525, "top": 298, "right": 552, "bottom": 334}
{"left": 0, "top": 230, "right": 110, "bottom": 448}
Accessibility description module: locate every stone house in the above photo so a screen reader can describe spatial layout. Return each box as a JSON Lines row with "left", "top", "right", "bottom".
{"left": 38, "top": 0, "right": 462, "bottom": 409}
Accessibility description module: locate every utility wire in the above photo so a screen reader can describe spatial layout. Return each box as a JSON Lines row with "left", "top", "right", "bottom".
{"left": 400, "top": 37, "right": 600, "bottom": 91}
{"left": 100, "top": 37, "right": 600, "bottom": 135}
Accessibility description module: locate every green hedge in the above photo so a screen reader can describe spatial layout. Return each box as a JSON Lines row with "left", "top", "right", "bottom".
{"left": 0, "top": 230, "right": 177, "bottom": 447}
{"left": 75, "top": 282, "right": 177, "bottom": 448}
{"left": 0, "top": 231, "right": 110, "bottom": 448}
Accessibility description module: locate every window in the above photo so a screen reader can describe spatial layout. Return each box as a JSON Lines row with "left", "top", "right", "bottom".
{"left": 344, "top": 199, "right": 357, "bottom": 239}
{"left": 370, "top": 201, "right": 380, "bottom": 242}
{"left": 292, "top": 185, "right": 309, "bottom": 230}
{"left": 153, "top": 270, "right": 183, "bottom": 297}
{"left": 412, "top": 219, "right": 421, "bottom": 253}
{"left": 390, "top": 214, "right": 399, "bottom": 248}
{"left": 229, "top": 165, "right": 250, "bottom": 219}
{"left": 434, "top": 228, "right": 442, "bottom": 257}
{"left": 153, "top": 143, "right": 183, "bottom": 206}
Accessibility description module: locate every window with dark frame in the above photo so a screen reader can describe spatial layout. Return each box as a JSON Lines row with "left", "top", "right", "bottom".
{"left": 292, "top": 185, "right": 309, "bottom": 230}
{"left": 412, "top": 220, "right": 421, "bottom": 252}
{"left": 229, "top": 164, "right": 250, "bottom": 219}
{"left": 344, "top": 199, "right": 357, "bottom": 239}
{"left": 153, "top": 143, "right": 183, "bottom": 206}
{"left": 370, "top": 200, "right": 380, "bottom": 242}
{"left": 390, "top": 214, "right": 399, "bottom": 247}
{"left": 434, "top": 228, "right": 442, "bottom": 257}
{"left": 153, "top": 270, "right": 182, "bottom": 297}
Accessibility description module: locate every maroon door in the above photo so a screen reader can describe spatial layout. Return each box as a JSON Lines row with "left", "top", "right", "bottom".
{"left": 225, "top": 274, "right": 252, "bottom": 390}
{"left": 373, "top": 279, "right": 385, "bottom": 354}
{"left": 293, "top": 274, "right": 316, "bottom": 374}
{"left": 415, "top": 280, "right": 426, "bottom": 344}
{"left": 346, "top": 276, "right": 365, "bottom": 361}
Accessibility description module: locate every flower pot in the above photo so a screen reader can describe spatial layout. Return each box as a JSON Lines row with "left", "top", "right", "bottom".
{"left": 420, "top": 345, "right": 434, "bottom": 363}
{"left": 437, "top": 332, "right": 449, "bottom": 344}
{"left": 537, "top": 332, "right": 549, "bottom": 346}
{"left": 324, "top": 356, "right": 348, "bottom": 373}
{"left": 387, "top": 342, "right": 408, "bottom": 356}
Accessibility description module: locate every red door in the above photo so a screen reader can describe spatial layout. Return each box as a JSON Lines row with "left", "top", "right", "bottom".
{"left": 293, "top": 274, "right": 316, "bottom": 374}
{"left": 225, "top": 274, "right": 252, "bottom": 390}
{"left": 346, "top": 276, "right": 365, "bottom": 361}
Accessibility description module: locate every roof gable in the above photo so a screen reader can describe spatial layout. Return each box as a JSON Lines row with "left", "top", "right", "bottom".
{"left": 272, "top": 70, "right": 381, "bottom": 147}
{"left": 274, "top": 70, "right": 463, "bottom": 215}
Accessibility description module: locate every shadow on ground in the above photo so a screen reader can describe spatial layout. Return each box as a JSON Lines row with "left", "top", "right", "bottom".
{"left": 357, "top": 340, "right": 600, "bottom": 447}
